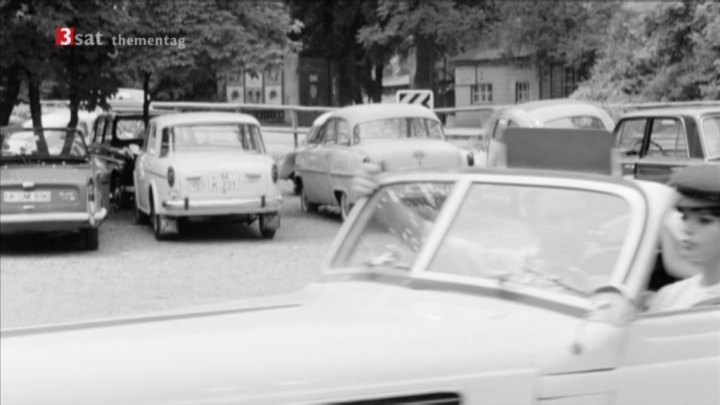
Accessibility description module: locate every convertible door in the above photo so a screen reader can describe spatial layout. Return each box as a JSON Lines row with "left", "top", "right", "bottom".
{"left": 614, "top": 308, "right": 720, "bottom": 405}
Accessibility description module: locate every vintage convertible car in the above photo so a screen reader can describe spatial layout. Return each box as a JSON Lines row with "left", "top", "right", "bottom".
{"left": 2, "top": 130, "right": 717, "bottom": 404}
{"left": 485, "top": 99, "right": 615, "bottom": 167}
{"left": 0, "top": 128, "right": 107, "bottom": 250}
{"left": 133, "top": 112, "right": 281, "bottom": 240}
{"left": 90, "top": 108, "right": 172, "bottom": 210}
{"left": 614, "top": 107, "right": 720, "bottom": 183}
{"left": 294, "top": 103, "right": 474, "bottom": 220}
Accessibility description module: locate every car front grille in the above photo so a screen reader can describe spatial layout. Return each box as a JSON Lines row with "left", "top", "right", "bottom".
{"left": 329, "top": 392, "right": 461, "bottom": 405}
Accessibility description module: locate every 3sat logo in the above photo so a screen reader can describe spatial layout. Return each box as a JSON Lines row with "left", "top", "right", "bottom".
{"left": 55, "top": 27, "right": 104, "bottom": 46}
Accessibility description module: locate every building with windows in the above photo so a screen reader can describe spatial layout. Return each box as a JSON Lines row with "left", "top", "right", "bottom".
{"left": 453, "top": 47, "right": 580, "bottom": 125}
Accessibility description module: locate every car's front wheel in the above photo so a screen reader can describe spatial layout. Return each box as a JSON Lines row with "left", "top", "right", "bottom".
{"left": 339, "top": 191, "right": 353, "bottom": 222}
{"left": 259, "top": 213, "right": 280, "bottom": 239}
{"left": 83, "top": 228, "right": 99, "bottom": 251}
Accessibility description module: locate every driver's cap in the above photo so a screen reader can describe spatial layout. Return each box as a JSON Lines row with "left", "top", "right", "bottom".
{"left": 669, "top": 164, "right": 720, "bottom": 209}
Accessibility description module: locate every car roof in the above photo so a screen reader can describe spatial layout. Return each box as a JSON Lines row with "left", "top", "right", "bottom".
{"left": 619, "top": 107, "right": 720, "bottom": 120}
{"left": 500, "top": 99, "right": 612, "bottom": 125}
{"left": 152, "top": 112, "right": 260, "bottom": 127}
{"left": 329, "top": 103, "right": 439, "bottom": 125}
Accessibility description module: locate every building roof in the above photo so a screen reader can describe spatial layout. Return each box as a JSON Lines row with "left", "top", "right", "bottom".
{"left": 453, "top": 46, "right": 533, "bottom": 64}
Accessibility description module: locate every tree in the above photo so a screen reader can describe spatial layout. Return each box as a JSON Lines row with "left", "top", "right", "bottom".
{"left": 574, "top": 1, "right": 720, "bottom": 102}
{"left": 358, "top": 0, "right": 493, "bottom": 93}
{"left": 118, "top": 0, "right": 300, "bottom": 118}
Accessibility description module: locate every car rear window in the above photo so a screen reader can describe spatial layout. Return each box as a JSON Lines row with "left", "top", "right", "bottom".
{"left": 355, "top": 117, "right": 444, "bottom": 141}
{"left": 544, "top": 115, "right": 608, "bottom": 130}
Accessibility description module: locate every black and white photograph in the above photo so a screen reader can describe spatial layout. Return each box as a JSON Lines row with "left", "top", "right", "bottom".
{"left": 1, "top": 0, "right": 719, "bottom": 404}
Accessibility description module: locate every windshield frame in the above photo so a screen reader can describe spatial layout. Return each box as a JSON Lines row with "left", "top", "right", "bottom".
{"left": 323, "top": 172, "right": 648, "bottom": 309}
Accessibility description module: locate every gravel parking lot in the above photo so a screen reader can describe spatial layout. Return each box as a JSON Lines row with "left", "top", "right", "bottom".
{"left": 0, "top": 180, "right": 343, "bottom": 329}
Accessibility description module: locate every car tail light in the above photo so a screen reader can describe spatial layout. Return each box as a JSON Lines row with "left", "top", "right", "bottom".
{"left": 271, "top": 163, "right": 278, "bottom": 183}
{"left": 87, "top": 178, "right": 96, "bottom": 202}
{"left": 167, "top": 167, "right": 175, "bottom": 187}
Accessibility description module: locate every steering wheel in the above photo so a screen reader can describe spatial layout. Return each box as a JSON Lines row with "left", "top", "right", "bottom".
{"left": 647, "top": 139, "right": 666, "bottom": 155}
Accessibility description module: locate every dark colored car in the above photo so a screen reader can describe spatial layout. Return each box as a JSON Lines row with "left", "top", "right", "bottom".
{"left": 0, "top": 127, "right": 107, "bottom": 250}
{"left": 614, "top": 107, "right": 720, "bottom": 183}
{"left": 90, "top": 109, "right": 171, "bottom": 210}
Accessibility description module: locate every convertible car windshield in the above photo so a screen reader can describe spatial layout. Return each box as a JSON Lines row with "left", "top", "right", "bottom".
{"left": 332, "top": 180, "right": 632, "bottom": 297}
{"left": 166, "top": 124, "right": 264, "bottom": 153}
{"left": 355, "top": 117, "right": 444, "bottom": 140}
{"left": 1, "top": 129, "right": 89, "bottom": 161}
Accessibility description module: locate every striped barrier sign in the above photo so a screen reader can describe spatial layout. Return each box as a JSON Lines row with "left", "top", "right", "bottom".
{"left": 396, "top": 90, "right": 434, "bottom": 109}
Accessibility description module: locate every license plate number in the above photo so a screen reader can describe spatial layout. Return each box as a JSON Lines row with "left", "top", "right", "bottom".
{"left": 209, "top": 173, "right": 241, "bottom": 192}
{"left": 3, "top": 191, "right": 51, "bottom": 203}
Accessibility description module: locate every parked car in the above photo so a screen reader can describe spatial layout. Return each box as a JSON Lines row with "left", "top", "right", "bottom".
{"left": 278, "top": 110, "right": 332, "bottom": 194}
{"left": 90, "top": 108, "right": 172, "bottom": 210}
{"left": 133, "top": 112, "right": 281, "bottom": 240}
{"left": 2, "top": 130, "right": 717, "bottom": 404}
{"left": 294, "top": 103, "right": 474, "bottom": 220}
{"left": 0, "top": 127, "right": 107, "bottom": 250}
{"left": 614, "top": 107, "right": 720, "bottom": 183}
{"left": 485, "top": 99, "right": 615, "bottom": 167}
{"left": 22, "top": 109, "right": 99, "bottom": 142}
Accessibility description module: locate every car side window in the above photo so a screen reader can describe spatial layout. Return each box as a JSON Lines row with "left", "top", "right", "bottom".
{"left": 159, "top": 128, "right": 171, "bottom": 157}
{"left": 92, "top": 117, "right": 106, "bottom": 144}
{"left": 492, "top": 118, "right": 509, "bottom": 141}
{"left": 145, "top": 123, "right": 157, "bottom": 155}
{"left": 324, "top": 120, "right": 337, "bottom": 144}
{"left": 616, "top": 118, "right": 647, "bottom": 155}
{"left": 336, "top": 119, "right": 350, "bottom": 145}
{"left": 646, "top": 118, "right": 687, "bottom": 158}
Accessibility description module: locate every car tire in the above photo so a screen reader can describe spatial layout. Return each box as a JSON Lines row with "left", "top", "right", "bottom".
{"left": 134, "top": 202, "right": 149, "bottom": 225}
{"left": 339, "top": 191, "right": 352, "bottom": 222}
{"left": 292, "top": 176, "right": 302, "bottom": 195}
{"left": 259, "top": 213, "right": 279, "bottom": 239}
{"left": 83, "top": 227, "right": 99, "bottom": 251}
{"left": 149, "top": 196, "right": 169, "bottom": 241}
{"left": 300, "top": 187, "right": 318, "bottom": 213}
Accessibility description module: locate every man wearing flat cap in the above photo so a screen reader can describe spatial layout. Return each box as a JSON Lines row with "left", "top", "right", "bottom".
{"left": 650, "top": 164, "right": 720, "bottom": 312}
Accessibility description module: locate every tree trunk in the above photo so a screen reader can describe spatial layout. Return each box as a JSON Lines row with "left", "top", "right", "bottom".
{"left": 28, "top": 74, "right": 49, "bottom": 155}
{"left": 143, "top": 72, "right": 151, "bottom": 128}
{"left": 413, "top": 34, "right": 435, "bottom": 92}
{"left": 0, "top": 66, "right": 22, "bottom": 126}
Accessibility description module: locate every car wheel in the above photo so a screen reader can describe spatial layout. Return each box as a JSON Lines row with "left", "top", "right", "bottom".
{"left": 109, "top": 174, "right": 122, "bottom": 212}
{"left": 134, "top": 201, "right": 149, "bottom": 225}
{"left": 339, "top": 191, "right": 353, "bottom": 222}
{"left": 259, "top": 213, "right": 279, "bottom": 239}
{"left": 300, "top": 187, "right": 318, "bottom": 213}
{"left": 292, "top": 176, "right": 302, "bottom": 195}
{"left": 150, "top": 197, "right": 168, "bottom": 241}
{"left": 83, "top": 228, "right": 99, "bottom": 251}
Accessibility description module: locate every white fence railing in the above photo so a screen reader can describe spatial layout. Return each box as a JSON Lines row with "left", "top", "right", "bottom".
{"left": 33, "top": 99, "right": 720, "bottom": 147}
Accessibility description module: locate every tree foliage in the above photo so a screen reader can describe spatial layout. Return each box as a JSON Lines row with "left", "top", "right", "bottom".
{"left": 574, "top": 1, "right": 720, "bottom": 102}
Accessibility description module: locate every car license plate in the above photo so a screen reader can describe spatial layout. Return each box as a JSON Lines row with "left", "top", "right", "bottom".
{"left": 3, "top": 191, "right": 52, "bottom": 203}
{"left": 209, "top": 173, "right": 241, "bottom": 192}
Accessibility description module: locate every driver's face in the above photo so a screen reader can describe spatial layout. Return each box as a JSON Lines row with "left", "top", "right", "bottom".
{"left": 678, "top": 210, "right": 720, "bottom": 267}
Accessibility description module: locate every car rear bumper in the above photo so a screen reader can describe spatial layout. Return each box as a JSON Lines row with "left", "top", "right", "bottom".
{"left": 0, "top": 208, "right": 107, "bottom": 233}
{"left": 161, "top": 196, "right": 282, "bottom": 216}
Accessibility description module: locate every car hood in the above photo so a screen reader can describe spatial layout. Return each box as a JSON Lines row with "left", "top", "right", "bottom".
{"left": 0, "top": 281, "right": 622, "bottom": 405}
{"left": 0, "top": 164, "right": 93, "bottom": 186}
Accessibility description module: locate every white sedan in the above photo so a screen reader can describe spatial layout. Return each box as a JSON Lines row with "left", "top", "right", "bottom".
{"left": 294, "top": 104, "right": 473, "bottom": 220}
{"left": 133, "top": 112, "right": 282, "bottom": 240}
